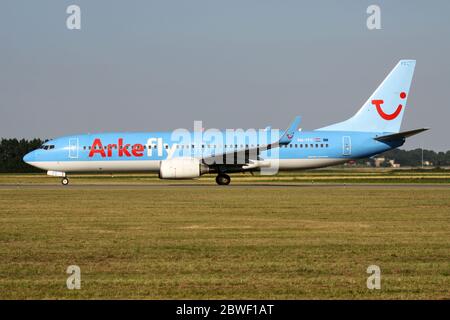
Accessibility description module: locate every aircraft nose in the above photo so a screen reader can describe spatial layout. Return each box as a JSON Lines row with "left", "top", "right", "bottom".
{"left": 23, "top": 151, "right": 36, "bottom": 163}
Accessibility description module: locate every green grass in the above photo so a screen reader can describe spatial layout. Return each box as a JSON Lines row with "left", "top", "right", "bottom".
{"left": 0, "top": 182, "right": 449, "bottom": 299}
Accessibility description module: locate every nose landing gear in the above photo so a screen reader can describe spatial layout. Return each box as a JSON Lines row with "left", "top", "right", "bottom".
{"left": 215, "top": 174, "right": 231, "bottom": 185}
{"left": 61, "top": 177, "right": 69, "bottom": 186}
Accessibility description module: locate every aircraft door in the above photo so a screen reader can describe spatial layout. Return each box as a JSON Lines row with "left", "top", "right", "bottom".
{"left": 342, "top": 136, "right": 351, "bottom": 156}
{"left": 69, "top": 138, "right": 79, "bottom": 159}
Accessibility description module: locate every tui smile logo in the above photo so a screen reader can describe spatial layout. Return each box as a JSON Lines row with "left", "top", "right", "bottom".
{"left": 371, "top": 92, "right": 407, "bottom": 120}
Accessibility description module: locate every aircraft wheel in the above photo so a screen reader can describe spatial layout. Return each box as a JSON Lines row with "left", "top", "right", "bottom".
{"left": 216, "top": 174, "right": 231, "bottom": 185}
{"left": 61, "top": 177, "right": 69, "bottom": 186}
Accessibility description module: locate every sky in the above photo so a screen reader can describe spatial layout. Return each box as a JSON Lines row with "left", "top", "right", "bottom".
{"left": 1, "top": 0, "right": 449, "bottom": 150}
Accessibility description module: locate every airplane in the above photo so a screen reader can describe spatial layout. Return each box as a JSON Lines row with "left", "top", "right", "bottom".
{"left": 23, "top": 60, "right": 428, "bottom": 185}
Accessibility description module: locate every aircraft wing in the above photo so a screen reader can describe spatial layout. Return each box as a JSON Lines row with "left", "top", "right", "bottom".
{"left": 201, "top": 116, "right": 301, "bottom": 169}
{"left": 374, "top": 128, "right": 429, "bottom": 142}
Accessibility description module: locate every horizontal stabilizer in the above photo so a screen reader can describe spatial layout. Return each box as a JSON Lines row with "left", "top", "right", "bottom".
{"left": 374, "top": 128, "right": 429, "bottom": 142}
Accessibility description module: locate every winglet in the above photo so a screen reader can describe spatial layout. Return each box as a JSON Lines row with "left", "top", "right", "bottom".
{"left": 279, "top": 116, "right": 301, "bottom": 145}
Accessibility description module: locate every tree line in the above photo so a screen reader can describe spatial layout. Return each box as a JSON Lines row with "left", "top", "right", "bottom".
{"left": 0, "top": 138, "right": 46, "bottom": 173}
{"left": 0, "top": 138, "right": 449, "bottom": 173}
{"left": 378, "top": 148, "right": 450, "bottom": 167}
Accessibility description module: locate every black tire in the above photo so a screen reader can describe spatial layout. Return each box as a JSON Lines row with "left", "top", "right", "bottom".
{"left": 61, "top": 178, "right": 69, "bottom": 186}
{"left": 216, "top": 174, "right": 231, "bottom": 185}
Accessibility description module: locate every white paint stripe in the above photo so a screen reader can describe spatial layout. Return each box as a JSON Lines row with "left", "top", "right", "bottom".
{"left": 27, "top": 158, "right": 347, "bottom": 173}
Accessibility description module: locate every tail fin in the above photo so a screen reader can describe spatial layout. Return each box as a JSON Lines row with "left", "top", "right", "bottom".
{"left": 318, "top": 60, "right": 416, "bottom": 133}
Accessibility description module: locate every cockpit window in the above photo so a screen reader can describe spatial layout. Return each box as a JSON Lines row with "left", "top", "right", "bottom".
{"left": 41, "top": 145, "right": 55, "bottom": 150}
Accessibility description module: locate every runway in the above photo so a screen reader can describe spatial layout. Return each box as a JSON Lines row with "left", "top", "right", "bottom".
{"left": 1, "top": 183, "right": 449, "bottom": 190}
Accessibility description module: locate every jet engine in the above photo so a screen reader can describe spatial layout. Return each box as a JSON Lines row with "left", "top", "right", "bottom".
{"left": 159, "top": 158, "right": 209, "bottom": 179}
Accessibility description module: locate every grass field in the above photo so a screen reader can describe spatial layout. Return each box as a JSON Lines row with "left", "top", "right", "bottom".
{"left": 0, "top": 172, "right": 449, "bottom": 299}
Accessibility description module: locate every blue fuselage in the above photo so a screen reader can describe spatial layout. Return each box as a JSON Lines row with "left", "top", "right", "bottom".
{"left": 23, "top": 130, "right": 404, "bottom": 173}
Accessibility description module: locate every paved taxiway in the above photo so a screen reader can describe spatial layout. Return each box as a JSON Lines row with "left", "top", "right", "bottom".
{"left": 0, "top": 183, "right": 449, "bottom": 190}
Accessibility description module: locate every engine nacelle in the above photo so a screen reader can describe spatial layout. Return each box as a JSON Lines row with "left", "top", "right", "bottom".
{"left": 159, "top": 158, "right": 209, "bottom": 179}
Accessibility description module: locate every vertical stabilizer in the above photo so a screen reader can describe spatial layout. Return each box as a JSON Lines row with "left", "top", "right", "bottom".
{"left": 317, "top": 60, "right": 416, "bottom": 133}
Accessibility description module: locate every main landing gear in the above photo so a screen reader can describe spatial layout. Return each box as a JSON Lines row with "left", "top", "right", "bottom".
{"left": 61, "top": 177, "right": 69, "bottom": 186}
{"left": 215, "top": 174, "right": 231, "bottom": 186}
